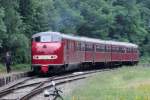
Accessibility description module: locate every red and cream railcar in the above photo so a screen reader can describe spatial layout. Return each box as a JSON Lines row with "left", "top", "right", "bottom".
{"left": 31, "top": 31, "right": 139, "bottom": 74}
{"left": 32, "top": 32, "right": 64, "bottom": 73}
{"left": 94, "top": 41, "right": 106, "bottom": 63}
{"left": 32, "top": 32, "right": 88, "bottom": 73}
{"left": 119, "top": 43, "right": 139, "bottom": 65}
{"left": 62, "top": 35, "right": 84, "bottom": 70}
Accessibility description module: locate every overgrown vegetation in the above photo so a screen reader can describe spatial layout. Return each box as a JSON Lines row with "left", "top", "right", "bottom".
{"left": 64, "top": 66, "right": 150, "bottom": 100}
{"left": 0, "top": 0, "right": 150, "bottom": 64}
{"left": 0, "top": 64, "right": 30, "bottom": 73}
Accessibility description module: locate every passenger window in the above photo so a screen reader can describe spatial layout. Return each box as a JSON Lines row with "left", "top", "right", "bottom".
{"left": 106, "top": 46, "right": 111, "bottom": 52}
{"left": 81, "top": 42, "right": 85, "bottom": 51}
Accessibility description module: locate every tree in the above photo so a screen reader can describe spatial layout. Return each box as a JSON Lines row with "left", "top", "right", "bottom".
{"left": 0, "top": 0, "right": 24, "bottom": 34}
{"left": 0, "top": 7, "right": 6, "bottom": 54}
{"left": 19, "top": 0, "right": 34, "bottom": 37}
{"left": 0, "top": 0, "right": 28, "bottom": 63}
{"left": 76, "top": 0, "right": 114, "bottom": 39}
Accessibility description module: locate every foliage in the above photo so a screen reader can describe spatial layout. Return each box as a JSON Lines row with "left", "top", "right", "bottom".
{"left": 0, "top": 0, "right": 149, "bottom": 64}
{"left": 0, "top": 63, "right": 30, "bottom": 72}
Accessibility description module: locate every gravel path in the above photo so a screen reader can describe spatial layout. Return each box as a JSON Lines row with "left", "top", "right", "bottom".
{"left": 31, "top": 78, "right": 87, "bottom": 100}
{"left": 0, "top": 71, "right": 97, "bottom": 100}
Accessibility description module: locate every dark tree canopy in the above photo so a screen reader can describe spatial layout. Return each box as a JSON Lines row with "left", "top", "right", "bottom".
{"left": 0, "top": 0, "right": 149, "bottom": 63}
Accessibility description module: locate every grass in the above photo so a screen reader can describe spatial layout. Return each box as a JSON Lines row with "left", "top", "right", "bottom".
{"left": 140, "top": 56, "right": 150, "bottom": 64}
{"left": 12, "top": 64, "right": 30, "bottom": 71}
{"left": 0, "top": 63, "right": 30, "bottom": 73}
{"left": 64, "top": 65, "right": 150, "bottom": 100}
{"left": 0, "top": 64, "right": 6, "bottom": 72}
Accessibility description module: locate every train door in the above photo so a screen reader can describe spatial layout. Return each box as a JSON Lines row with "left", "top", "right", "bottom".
{"left": 131, "top": 47, "right": 134, "bottom": 63}
{"left": 105, "top": 44, "right": 111, "bottom": 63}
{"left": 65, "top": 39, "right": 69, "bottom": 64}
{"left": 105, "top": 44, "right": 108, "bottom": 63}
{"left": 93, "top": 44, "right": 95, "bottom": 64}
{"left": 80, "top": 42, "right": 85, "bottom": 63}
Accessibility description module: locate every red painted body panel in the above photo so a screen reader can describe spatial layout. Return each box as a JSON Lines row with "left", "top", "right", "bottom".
{"left": 111, "top": 45, "right": 121, "bottom": 62}
{"left": 122, "top": 47, "right": 127, "bottom": 61}
{"left": 85, "top": 51, "right": 93, "bottom": 62}
{"left": 111, "top": 53, "right": 121, "bottom": 62}
{"left": 67, "top": 40, "right": 76, "bottom": 64}
{"left": 105, "top": 52, "right": 111, "bottom": 62}
{"left": 32, "top": 42, "right": 64, "bottom": 65}
{"left": 95, "top": 52, "right": 105, "bottom": 62}
{"left": 63, "top": 39, "right": 84, "bottom": 65}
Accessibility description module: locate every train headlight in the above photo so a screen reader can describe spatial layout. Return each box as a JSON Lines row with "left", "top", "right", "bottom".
{"left": 50, "top": 55, "right": 58, "bottom": 59}
{"left": 33, "top": 55, "right": 39, "bottom": 59}
{"left": 33, "top": 55, "right": 58, "bottom": 60}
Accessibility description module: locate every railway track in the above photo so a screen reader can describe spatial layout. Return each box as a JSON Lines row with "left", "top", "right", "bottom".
{"left": 0, "top": 69, "right": 113, "bottom": 100}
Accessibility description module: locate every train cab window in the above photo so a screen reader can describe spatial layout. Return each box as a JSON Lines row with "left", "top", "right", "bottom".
{"left": 35, "top": 36, "right": 40, "bottom": 42}
{"left": 41, "top": 35, "right": 52, "bottom": 42}
{"left": 34, "top": 34, "right": 61, "bottom": 42}
{"left": 52, "top": 34, "right": 61, "bottom": 42}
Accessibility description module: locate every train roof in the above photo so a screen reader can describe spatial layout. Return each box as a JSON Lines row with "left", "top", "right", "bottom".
{"left": 32, "top": 31, "right": 60, "bottom": 38}
{"left": 105, "top": 41, "right": 138, "bottom": 48}
{"left": 32, "top": 31, "right": 138, "bottom": 48}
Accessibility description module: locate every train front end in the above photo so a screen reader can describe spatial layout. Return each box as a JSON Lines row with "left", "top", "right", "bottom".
{"left": 31, "top": 32, "right": 64, "bottom": 74}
